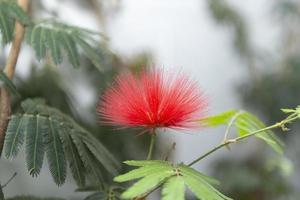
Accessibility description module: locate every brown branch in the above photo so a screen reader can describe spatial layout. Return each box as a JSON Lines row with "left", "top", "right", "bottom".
{"left": 0, "top": 0, "right": 29, "bottom": 155}
{"left": 163, "top": 142, "right": 176, "bottom": 161}
{"left": 89, "top": 0, "right": 106, "bottom": 32}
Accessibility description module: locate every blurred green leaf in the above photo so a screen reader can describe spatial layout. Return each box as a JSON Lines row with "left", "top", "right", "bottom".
{"left": 0, "top": 0, "right": 30, "bottom": 44}
{"left": 281, "top": 108, "right": 295, "bottom": 113}
{"left": 199, "top": 110, "right": 238, "bottom": 127}
{"left": 0, "top": 71, "right": 20, "bottom": 97}
{"left": 26, "top": 20, "right": 110, "bottom": 70}
{"left": 7, "top": 196, "right": 64, "bottom": 200}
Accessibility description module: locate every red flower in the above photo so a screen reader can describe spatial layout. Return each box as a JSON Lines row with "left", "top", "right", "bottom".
{"left": 97, "top": 68, "right": 207, "bottom": 131}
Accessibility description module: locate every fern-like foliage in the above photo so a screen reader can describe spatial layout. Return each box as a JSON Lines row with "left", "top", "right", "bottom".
{"left": 25, "top": 20, "right": 111, "bottom": 70}
{"left": 199, "top": 110, "right": 284, "bottom": 154}
{"left": 0, "top": 71, "right": 20, "bottom": 97}
{"left": 0, "top": 1, "right": 110, "bottom": 70}
{"left": 114, "top": 160, "right": 232, "bottom": 200}
{"left": 3, "top": 98, "right": 120, "bottom": 186}
{"left": 7, "top": 196, "right": 64, "bottom": 200}
{"left": 0, "top": 0, "right": 30, "bottom": 44}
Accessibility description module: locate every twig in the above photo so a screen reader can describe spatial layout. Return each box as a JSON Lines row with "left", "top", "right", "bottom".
{"left": 187, "top": 115, "right": 299, "bottom": 167}
{"left": 163, "top": 142, "right": 176, "bottom": 161}
{"left": 223, "top": 111, "right": 243, "bottom": 142}
{"left": 146, "top": 130, "right": 156, "bottom": 160}
{"left": 1, "top": 172, "right": 17, "bottom": 188}
{"left": 0, "top": 0, "right": 29, "bottom": 155}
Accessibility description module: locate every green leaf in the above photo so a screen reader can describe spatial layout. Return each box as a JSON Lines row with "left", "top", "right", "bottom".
{"left": 114, "top": 163, "right": 173, "bottom": 182}
{"left": 25, "top": 115, "right": 46, "bottom": 176}
{"left": 7, "top": 196, "right": 65, "bottom": 200}
{"left": 199, "top": 110, "right": 238, "bottom": 127}
{"left": 26, "top": 20, "right": 109, "bottom": 70}
{"left": 82, "top": 133, "right": 120, "bottom": 175}
{"left": 60, "top": 31, "right": 80, "bottom": 68}
{"left": 70, "top": 132, "right": 104, "bottom": 184}
{"left": 183, "top": 175, "right": 231, "bottom": 200}
{"left": 72, "top": 34, "right": 104, "bottom": 71}
{"left": 4, "top": 115, "right": 28, "bottom": 158}
{"left": 30, "top": 26, "right": 47, "bottom": 60}
{"left": 4, "top": 1, "right": 30, "bottom": 24}
{"left": 178, "top": 165, "right": 220, "bottom": 185}
{"left": 179, "top": 165, "right": 231, "bottom": 200}
{"left": 0, "top": 1, "right": 30, "bottom": 44}
{"left": 21, "top": 98, "right": 46, "bottom": 113}
{"left": 121, "top": 171, "right": 174, "bottom": 199}
{"left": 45, "top": 118, "right": 66, "bottom": 185}
{"left": 0, "top": 71, "right": 20, "bottom": 97}
{"left": 34, "top": 98, "right": 119, "bottom": 177}
{"left": 202, "top": 110, "right": 284, "bottom": 154}
{"left": 45, "top": 29, "right": 62, "bottom": 65}
{"left": 161, "top": 176, "right": 185, "bottom": 200}
{"left": 59, "top": 126, "right": 86, "bottom": 187}
{"left": 281, "top": 108, "right": 295, "bottom": 114}
{"left": 117, "top": 161, "right": 231, "bottom": 200}
{"left": 4, "top": 98, "right": 119, "bottom": 187}
{"left": 124, "top": 160, "right": 170, "bottom": 167}
{"left": 0, "top": 5, "right": 14, "bottom": 44}
{"left": 256, "top": 132, "right": 283, "bottom": 154}
{"left": 235, "top": 112, "right": 284, "bottom": 154}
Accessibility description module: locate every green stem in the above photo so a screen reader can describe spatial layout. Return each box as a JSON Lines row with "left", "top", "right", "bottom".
{"left": 187, "top": 116, "right": 299, "bottom": 167}
{"left": 147, "top": 131, "right": 156, "bottom": 160}
{"left": 223, "top": 111, "right": 243, "bottom": 141}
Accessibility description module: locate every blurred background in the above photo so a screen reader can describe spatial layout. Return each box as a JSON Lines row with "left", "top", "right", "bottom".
{"left": 0, "top": 0, "right": 300, "bottom": 199}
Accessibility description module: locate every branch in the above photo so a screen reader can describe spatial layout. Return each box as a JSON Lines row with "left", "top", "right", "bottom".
{"left": 1, "top": 172, "right": 17, "bottom": 188}
{"left": 146, "top": 130, "right": 156, "bottom": 160}
{"left": 187, "top": 114, "right": 299, "bottom": 167}
{"left": 0, "top": 0, "right": 29, "bottom": 155}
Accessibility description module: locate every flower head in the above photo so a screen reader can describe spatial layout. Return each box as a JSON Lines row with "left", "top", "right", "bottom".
{"left": 97, "top": 68, "right": 207, "bottom": 131}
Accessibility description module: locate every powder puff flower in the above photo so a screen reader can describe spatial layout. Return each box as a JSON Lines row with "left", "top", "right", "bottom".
{"left": 97, "top": 68, "right": 207, "bottom": 132}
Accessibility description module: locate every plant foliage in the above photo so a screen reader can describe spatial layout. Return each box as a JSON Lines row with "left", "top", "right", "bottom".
{"left": 3, "top": 98, "right": 119, "bottom": 186}
{"left": 0, "top": 0, "right": 111, "bottom": 70}
{"left": 0, "top": 71, "right": 20, "bottom": 97}
{"left": 7, "top": 196, "right": 64, "bottom": 200}
{"left": 25, "top": 20, "right": 111, "bottom": 70}
{"left": 199, "top": 110, "right": 284, "bottom": 154}
{"left": 114, "top": 160, "right": 232, "bottom": 200}
{"left": 0, "top": 0, "right": 30, "bottom": 44}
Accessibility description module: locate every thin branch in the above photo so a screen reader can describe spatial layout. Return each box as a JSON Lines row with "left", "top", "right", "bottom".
{"left": 4, "top": 0, "right": 29, "bottom": 79}
{"left": 0, "top": 0, "right": 29, "bottom": 155}
{"left": 146, "top": 131, "right": 156, "bottom": 160}
{"left": 89, "top": 0, "right": 106, "bottom": 32}
{"left": 187, "top": 115, "right": 299, "bottom": 167}
{"left": 163, "top": 142, "right": 176, "bottom": 161}
{"left": 1, "top": 172, "right": 17, "bottom": 188}
{"left": 223, "top": 111, "right": 243, "bottom": 142}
